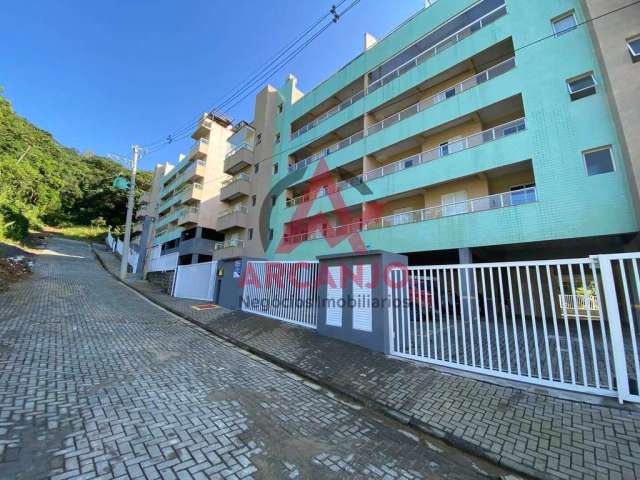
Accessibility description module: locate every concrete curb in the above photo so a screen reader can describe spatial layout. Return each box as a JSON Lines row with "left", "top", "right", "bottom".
{"left": 91, "top": 245, "right": 533, "bottom": 480}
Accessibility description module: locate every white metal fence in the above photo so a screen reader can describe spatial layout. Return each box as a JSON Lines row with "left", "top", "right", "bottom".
{"left": 172, "top": 261, "right": 217, "bottom": 301}
{"left": 388, "top": 255, "right": 640, "bottom": 403}
{"left": 105, "top": 232, "right": 138, "bottom": 274}
{"left": 242, "top": 261, "right": 319, "bottom": 329}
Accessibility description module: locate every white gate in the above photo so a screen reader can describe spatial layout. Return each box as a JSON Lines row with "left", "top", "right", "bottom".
{"left": 388, "top": 255, "right": 640, "bottom": 403}
{"left": 242, "top": 261, "right": 319, "bottom": 328}
{"left": 172, "top": 261, "right": 217, "bottom": 301}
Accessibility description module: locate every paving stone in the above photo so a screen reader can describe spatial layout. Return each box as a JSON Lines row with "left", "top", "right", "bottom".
{"left": 93, "top": 244, "right": 640, "bottom": 480}
{"left": 0, "top": 238, "right": 508, "bottom": 479}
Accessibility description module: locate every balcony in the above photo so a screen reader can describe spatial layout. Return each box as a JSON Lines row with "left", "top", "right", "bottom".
{"left": 286, "top": 117, "right": 525, "bottom": 207}
{"left": 161, "top": 160, "right": 207, "bottom": 197}
{"left": 216, "top": 206, "right": 249, "bottom": 231}
{"left": 283, "top": 187, "right": 537, "bottom": 245}
{"left": 224, "top": 143, "right": 255, "bottom": 174}
{"left": 186, "top": 138, "right": 209, "bottom": 162}
{"left": 192, "top": 114, "right": 213, "bottom": 140}
{"left": 212, "top": 239, "right": 245, "bottom": 260}
{"left": 220, "top": 173, "right": 251, "bottom": 202}
{"left": 288, "top": 0, "right": 507, "bottom": 145}
{"left": 287, "top": 56, "right": 516, "bottom": 174}
{"left": 366, "top": 0, "right": 507, "bottom": 93}
{"left": 179, "top": 182, "right": 203, "bottom": 204}
{"left": 156, "top": 208, "right": 183, "bottom": 229}
{"left": 178, "top": 207, "right": 199, "bottom": 226}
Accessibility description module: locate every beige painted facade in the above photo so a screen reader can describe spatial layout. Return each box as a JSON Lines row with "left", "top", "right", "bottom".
{"left": 214, "top": 85, "right": 278, "bottom": 260}
{"left": 581, "top": 0, "right": 640, "bottom": 224}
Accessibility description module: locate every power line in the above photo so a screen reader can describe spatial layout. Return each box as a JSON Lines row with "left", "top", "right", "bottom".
{"left": 144, "top": 0, "right": 362, "bottom": 155}
{"left": 141, "top": 1, "right": 347, "bottom": 150}
{"left": 181, "top": 0, "right": 640, "bottom": 190}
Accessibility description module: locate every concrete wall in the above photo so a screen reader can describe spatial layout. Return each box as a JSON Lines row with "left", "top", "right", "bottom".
{"left": 581, "top": 0, "right": 640, "bottom": 228}
{"left": 317, "top": 251, "right": 408, "bottom": 353}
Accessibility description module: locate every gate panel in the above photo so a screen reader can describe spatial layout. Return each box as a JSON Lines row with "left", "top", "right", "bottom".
{"left": 597, "top": 253, "right": 640, "bottom": 403}
{"left": 173, "top": 261, "right": 217, "bottom": 301}
{"left": 242, "top": 261, "right": 318, "bottom": 329}
{"left": 389, "top": 258, "right": 618, "bottom": 398}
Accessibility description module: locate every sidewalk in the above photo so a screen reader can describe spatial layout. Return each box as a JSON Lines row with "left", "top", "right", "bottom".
{"left": 94, "top": 245, "right": 640, "bottom": 480}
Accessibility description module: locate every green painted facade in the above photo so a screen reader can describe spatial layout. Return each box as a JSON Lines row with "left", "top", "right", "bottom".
{"left": 265, "top": 0, "right": 637, "bottom": 260}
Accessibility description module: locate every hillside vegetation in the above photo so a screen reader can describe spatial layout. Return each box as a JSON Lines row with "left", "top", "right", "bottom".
{"left": 0, "top": 91, "right": 151, "bottom": 241}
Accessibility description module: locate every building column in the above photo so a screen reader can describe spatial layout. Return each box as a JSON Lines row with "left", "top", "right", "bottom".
{"left": 459, "top": 248, "right": 477, "bottom": 322}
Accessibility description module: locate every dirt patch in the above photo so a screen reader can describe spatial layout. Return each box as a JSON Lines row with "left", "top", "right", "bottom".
{"left": 0, "top": 232, "right": 47, "bottom": 291}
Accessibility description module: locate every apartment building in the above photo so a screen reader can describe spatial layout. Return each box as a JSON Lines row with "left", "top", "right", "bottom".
{"left": 152, "top": 113, "right": 233, "bottom": 265}
{"left": 132, "top": 162, "right": 173, "bottom": 272}
{"left": 213, "top": 85, "right": 278, "bottom": 260}
{"left": 581, "top": 0, "right": 640, "bottom": 238}
{"left": 264, "top": 0, "right": 639, "bottom": 263}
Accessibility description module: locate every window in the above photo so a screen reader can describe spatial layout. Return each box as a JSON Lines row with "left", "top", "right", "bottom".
{"left": 552, "top": 12, "right": 577, "bottom": 37}
{"left": 509, "top": 183, "right": 536, "bottom": 205}
{"left": 248, "top": 228, "right": 254, "bottom": 241}
{"left": 197, "top": 254, "right": 212, "bottom": 263}
{"left": 251, "top": 195, "right": 257, "bottom": 207}
{"left": 201, "top": 228, "right": 221, "bottom": 241}
{"left": 273, "top": 163, "right": 279, "bottom": 175}
{"left": 628, "top": 35, "right": 640, "bottom": 62}
{"left": 271, "top": 195, "right": 277, "bottom": 206}
{"left": 567, "top": 73, "right": 596, "bottom": 101}
{"left": 179, "top": 254, "right": 192, "bottom": 266}
{"left": 256, "top": 133, "right": 262, "bottom": 145}
{"left": 275, "top": 133, "right": 281, "bottom": 144}
{"left": 584, "top": 147, "right": 614, "bottom": 176}
{"left": 277, "top": 103, "right": 283, "bottom": 114}
{"left": 268, "top": 229, "right": 274, "bottom": 241}
{"left": 254, "top": 163, "right": 259, "bottom": 174}
{"left": 445, "top": 87, "right": 456, "bottom": 99}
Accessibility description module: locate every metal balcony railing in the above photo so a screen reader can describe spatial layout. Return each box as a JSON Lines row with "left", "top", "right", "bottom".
{"left": 226, "top": 142, "right": 254, "bottom": 159}
{"left": 214, "top": 239, "right": 245, "bottom": 250}
{"left": 221, "top": 173, "right": 251, "bottom": 187}
{"left": 288, "top": 0, "right": 507, "bottom": 142}
{"left": 288, "top": 56, "right": 516, "bottom": 174}
{"left": 218, "top": 205, "right": 249, "bottom": 218}
{"left": 283, "top": 187, "right": 537, "bottom": 244}
{"left": 285, "top": 116, "right": 525, "bottom": 207}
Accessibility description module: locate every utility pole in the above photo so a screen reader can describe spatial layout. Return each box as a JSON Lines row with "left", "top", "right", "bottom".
{"left": 119, "top": 145, "right": 140, "bottom": 280}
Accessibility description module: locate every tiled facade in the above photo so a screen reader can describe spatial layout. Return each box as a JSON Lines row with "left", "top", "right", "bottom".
{"left": 266, "top": 0, "right": 639, "bottom": 261}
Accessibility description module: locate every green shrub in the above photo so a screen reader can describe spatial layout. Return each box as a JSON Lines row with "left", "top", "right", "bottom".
{"left": 0, "top": 205, "right": 30, "bottom": 241}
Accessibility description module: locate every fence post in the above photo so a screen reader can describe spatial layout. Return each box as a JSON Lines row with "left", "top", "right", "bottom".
{"left": 596, "top": 255, "right": 630, "bottom": 403}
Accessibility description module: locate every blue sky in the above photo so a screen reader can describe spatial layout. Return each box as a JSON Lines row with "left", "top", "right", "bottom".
{"left": 1, "top": 0, "right": 423, "bottom": 171}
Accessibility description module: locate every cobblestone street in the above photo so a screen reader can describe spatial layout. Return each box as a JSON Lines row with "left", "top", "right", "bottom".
{"left": 0, "top": 237, "right": 509, "bottom": 479}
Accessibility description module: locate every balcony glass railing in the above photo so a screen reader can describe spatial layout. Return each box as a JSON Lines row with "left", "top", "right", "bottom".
{"left": 289, "top": 0, "right": 506, "bottom": 142}
{"left": 283, "top": 187, "right": 537, "bottom": 244}
{"left": 221, "top": 173, "right": 251, "bottom": 187}
{"left": 288, "top": 56, "right": 516, "bottom": 174}
{"left": 286, "top": 117, "right": 525, "bottom": 207}
{"left": 226, "top": 142, "right": 254, "bottom": 159}
{"left": 218, "top": 205, "right": 249, "bottom": 218}
{"left": 214, "top": 239, "right": 245, "bottom": 250}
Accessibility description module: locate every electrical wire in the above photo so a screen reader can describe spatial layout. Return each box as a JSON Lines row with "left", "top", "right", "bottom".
{"left": 163, "top": 0, "right": 640, "bottom": 190}
{"left": 141, "top": 1, "right": 347, "bottom": 149}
